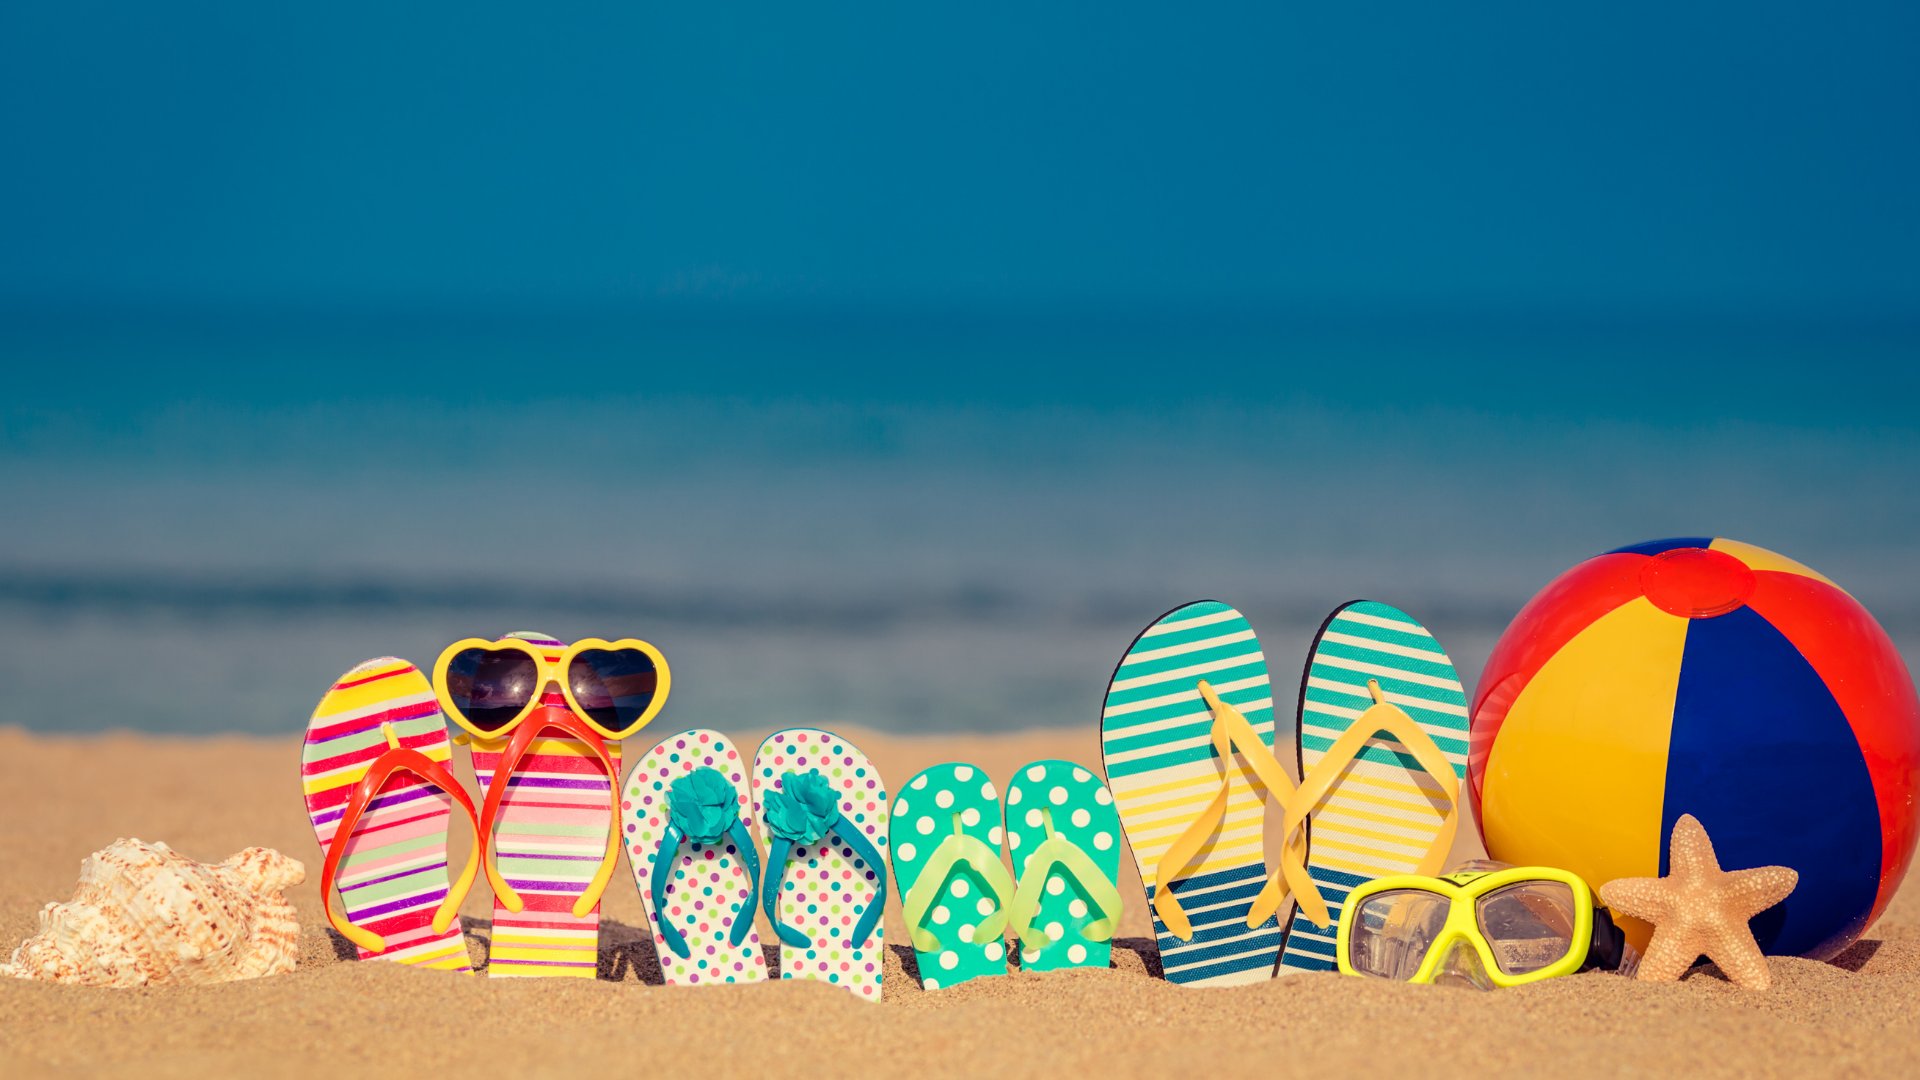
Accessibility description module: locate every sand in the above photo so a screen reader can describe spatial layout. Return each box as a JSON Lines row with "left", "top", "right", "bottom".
{"left": 0, "top": 724, "right": 1915, "bottom": 1078}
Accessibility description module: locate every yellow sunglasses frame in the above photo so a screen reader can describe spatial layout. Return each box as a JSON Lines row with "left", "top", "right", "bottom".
{"left": 431, "top": 636, "right": 672, "bottom": 742}
{"left": 1335, "top": 865, "right": 1594, "bottom": 988}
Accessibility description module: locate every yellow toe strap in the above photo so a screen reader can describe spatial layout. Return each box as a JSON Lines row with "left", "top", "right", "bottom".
{"left": 1279, "top": 679, "right": 1462, "bottom": 929}
{"left": 1150, "top": 680, "right": 1322, "bottom": 940}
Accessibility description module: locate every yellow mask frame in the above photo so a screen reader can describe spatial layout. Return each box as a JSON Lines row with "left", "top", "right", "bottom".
{"left": 1335, "top": 864, "right": 1594, "bottom": 988}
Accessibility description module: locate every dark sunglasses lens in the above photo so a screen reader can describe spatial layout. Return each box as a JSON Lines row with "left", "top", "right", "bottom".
{"left": 567, "top": 648, "right": 660, "bottom": 735}
{"left": 443, "top": 648, "right": 538, "bottom": 731}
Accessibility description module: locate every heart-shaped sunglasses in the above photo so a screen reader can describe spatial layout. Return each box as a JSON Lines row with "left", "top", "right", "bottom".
{"left": 431, "top": 636, "right": 671, "bottom": 742}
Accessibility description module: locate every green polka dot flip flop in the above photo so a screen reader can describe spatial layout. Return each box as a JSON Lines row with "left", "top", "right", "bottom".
{"left": 751, "top": 728, "right": 890, "bottom": 1002}
{"left": 1003, "top": 759, "right": 1123, "bottom": 973}
{"left": 623, "top": 728, "right": 768, "bottom": 986}
{"left": 890, "top": 762, "right": 1014, "bottom": 991}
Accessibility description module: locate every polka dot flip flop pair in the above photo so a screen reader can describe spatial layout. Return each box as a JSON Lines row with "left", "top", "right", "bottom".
{"left": 623, "top": 729, "right": 768, "bottom": 986}
{"left": 750, "top": 729, "right": 890, "bottom": 1001}
{"left": 890, "top": 760, "right": 1121, "bottom": 990}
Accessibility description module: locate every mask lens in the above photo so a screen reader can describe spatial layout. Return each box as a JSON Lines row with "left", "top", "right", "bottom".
{"left": 1348, "top": 888, "right": 1451, "bottom": 980}
{"left": 1476, "top": 881, "right": 1579, "bottom": 975}
{"left": 567, "top": 648, "right": 660, "bottom": 736}
{"left": 443, "top": 648, "right": 538, "bottom": 732}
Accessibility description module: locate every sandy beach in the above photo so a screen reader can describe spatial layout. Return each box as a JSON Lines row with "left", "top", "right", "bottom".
{"left": 1, "top": 723, "right": 1915, "bottom": 1078}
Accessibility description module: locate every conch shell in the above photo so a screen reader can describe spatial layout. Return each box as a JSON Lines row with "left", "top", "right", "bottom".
{"left": 0, "top": 838, "right": 305, "bottom": 987}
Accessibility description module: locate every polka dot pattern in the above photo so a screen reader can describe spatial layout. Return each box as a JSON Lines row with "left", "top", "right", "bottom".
{"left": 1005, "top": 758, "right": 1120, "bottom": 973}
{"left": 623, "top": 728, "right": 768, "bottom": 986}
{"left": 889, "top": 762, "right": 1010, "bottom": 991}
{"left": 749, "top": 728, "right": 889, "bottom": 1002}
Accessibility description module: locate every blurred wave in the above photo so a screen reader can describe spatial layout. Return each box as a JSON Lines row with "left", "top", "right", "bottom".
{"left": 2, "top": 334, "right": 1916, "bottom": 738}
{"left": 0, "top": 565, "right": 1548, "bottom": 631}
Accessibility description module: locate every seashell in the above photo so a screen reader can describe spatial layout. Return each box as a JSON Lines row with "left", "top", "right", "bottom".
{"left": 0, "top": 838, "right": 305, "bottom": 988}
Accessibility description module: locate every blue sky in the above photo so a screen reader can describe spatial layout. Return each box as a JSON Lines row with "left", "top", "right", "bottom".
{"left": 2, "top": 1, "right": 1916, "bottom": 322}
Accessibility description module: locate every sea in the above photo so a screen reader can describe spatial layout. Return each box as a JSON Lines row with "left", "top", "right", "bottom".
{"left": 3, "top": 309, "right": 1916, "bottom": 738}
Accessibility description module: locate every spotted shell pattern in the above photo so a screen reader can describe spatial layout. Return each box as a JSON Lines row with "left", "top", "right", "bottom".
{"left": 0, "top": 838, "right": 305, "bottom": 987}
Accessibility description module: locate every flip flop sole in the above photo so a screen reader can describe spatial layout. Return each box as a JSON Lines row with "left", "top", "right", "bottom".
{"left": 751, "top": 728, "right": 889, "bottom": 1000}
{"left": 889, "top": 763, "right": 1009, "bottom": 990}
{"left": 625, "top": 728, "right": 768, "bottom": 986}
{"left": 1005, "top": 759, "right": 1120, "bottom": 972}
{"left": 1101, "top": 600, "right": 1286, "bottom": 987}
{"left": 1278, "top": 600, "right": 1471, "bottom": 974}
{"left": 302, "top": 657, "right": 472, "bottom": 972}
{"left": 468, "top": 632, "right": 613, "bottom": 979}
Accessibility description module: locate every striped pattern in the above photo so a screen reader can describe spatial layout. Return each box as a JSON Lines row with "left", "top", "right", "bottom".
{"left": 1101, "top": 601, "right": 1286, "bottom": 987}
{"left": 470, "top": 631, "right": 614, "bottom": 979}
{"left": 302, "top": 657, "right": 472, "bottom": 972}
{"left": 1280, "top": 601, "right": 1469, "bottom": 974}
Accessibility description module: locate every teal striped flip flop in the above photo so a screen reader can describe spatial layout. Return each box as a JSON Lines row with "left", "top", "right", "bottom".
{"left": 890, "top": 763, "right": 1014, "bottom": 990}
{"left": 1101, "top": 600, "right": 1290, "bottom": 987}
{"left": 1277, "top": 600, "right": 1470, "bottom": 975}
{"left": 1004, "top": 759, "right": 1122, "bottom": 973}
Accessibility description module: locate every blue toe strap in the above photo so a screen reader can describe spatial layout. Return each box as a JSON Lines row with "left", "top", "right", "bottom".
{"left": 763, "top": 836, "right": 812, "bottom": 949}
{"left": 650, "top": 822, "right": 694, "bottom": 960}
{"left": 838, "top": 820, "right": 888, "bottom": 946}
{"left": 649, "top": 817, "right": 763, "bottom": 961}
{"left": 761, "top": 801, "right": 888, "bottom": 949}
{"left": 725, "top": 818, "right": 762, "bottom": 949}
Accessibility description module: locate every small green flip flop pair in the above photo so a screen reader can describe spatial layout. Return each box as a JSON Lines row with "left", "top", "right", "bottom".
{"left": 889, "top": 760, "right": 1122, "bottom": 990}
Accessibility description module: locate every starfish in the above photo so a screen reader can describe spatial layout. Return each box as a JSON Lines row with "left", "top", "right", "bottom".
{"left": 1598, "top": 814, "right": 1798, "bottom": 991}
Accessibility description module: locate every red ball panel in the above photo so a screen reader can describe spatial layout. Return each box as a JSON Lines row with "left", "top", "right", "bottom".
{"left": 1748, "top": 570, "right": 1920, "bottom": 923}
{"left": 1639, "top": 546, "right": 1755, "bottom": 619}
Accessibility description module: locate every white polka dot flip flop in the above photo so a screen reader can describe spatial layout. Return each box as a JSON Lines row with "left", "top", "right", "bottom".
{"left": 622, "top": 729, "right": 768, "bottom": 986}
{"left": 750, "top": 728, "right": 890, "bottom": 1001}
{"left": 890, "top": 762, "right": 1014, "bottom": 990}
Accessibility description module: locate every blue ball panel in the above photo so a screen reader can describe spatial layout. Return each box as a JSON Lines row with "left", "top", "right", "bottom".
{"left": 1606, "top": 536, "right": 1715, "bottom": 557}
{"left": 1666, "top": 606, "right": 1880, "bottom": 959}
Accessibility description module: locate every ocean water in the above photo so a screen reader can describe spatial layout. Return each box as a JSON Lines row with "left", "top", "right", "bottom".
{"left": 2, "top": 317, "right": 1916, "bottom": 738}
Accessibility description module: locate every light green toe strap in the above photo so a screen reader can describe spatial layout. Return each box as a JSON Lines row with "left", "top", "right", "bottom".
{"left": 902, "top": 822, "right": 1017, "bottom": 953}
{"left": 1009, "top": 811, "right": 1125, "bottom": 951}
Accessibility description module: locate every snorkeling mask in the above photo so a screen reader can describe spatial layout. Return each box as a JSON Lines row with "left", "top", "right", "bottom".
{"left": 1335, "top": 861, "right": 1626, "bottom": 989}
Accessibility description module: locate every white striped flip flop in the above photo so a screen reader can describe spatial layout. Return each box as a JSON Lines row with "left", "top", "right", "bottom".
{"left": 1276, "top": 600, "right": 1467, "bottom": 974}
{"left": 1100, "top": 601, "right": 1303, "bottom": 987}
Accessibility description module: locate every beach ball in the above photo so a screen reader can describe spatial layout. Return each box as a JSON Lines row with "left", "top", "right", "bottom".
{"left": 1470, "top": 537, "right": 1920, "bottom": 960}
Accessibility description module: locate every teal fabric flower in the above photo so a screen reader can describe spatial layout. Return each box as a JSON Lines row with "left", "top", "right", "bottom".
{"left": 668, "top": 767, "right": 738, "bottom": 846}
{"left": 763, "top": 770, "right": 839, "bottom": 844}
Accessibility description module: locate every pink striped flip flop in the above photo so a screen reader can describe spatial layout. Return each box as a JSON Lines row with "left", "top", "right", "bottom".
{"left": 302, "top": 657, "right": 480, "bottom": 972}
{"left": 463, "top": 631, "right": 623, "bottom": 979}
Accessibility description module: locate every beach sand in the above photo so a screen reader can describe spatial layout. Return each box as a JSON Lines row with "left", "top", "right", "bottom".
{"left": 0, "top": 724, "right": 1914, "bottom": 1078}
